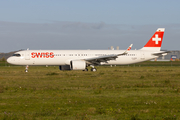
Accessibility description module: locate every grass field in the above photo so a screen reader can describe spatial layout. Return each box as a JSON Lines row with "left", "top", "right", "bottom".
{"left": 0, "top": 61, "right": 180, "bottom": 120}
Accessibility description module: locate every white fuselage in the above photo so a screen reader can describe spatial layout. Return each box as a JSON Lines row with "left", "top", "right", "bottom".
{"left": 7, "top": 50, "right": 158, "bottom": 66}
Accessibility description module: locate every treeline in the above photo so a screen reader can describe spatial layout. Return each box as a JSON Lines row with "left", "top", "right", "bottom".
{"left": 0, "top": 57, "right": 6, "bottom": 62}
{"left": 0, "top": 50, "right": 19, "bottom": 60}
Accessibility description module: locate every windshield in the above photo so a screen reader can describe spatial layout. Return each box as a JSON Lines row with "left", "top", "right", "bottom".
{"left": 13, "top": 54, "right": 21, "bottom": 57}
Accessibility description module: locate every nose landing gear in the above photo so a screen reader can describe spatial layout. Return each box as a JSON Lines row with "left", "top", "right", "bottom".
{"left": 25, "top": 65, "right": 28, "bottom": 72}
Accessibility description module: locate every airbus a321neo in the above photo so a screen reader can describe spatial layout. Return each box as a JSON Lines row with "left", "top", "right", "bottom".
{"left": 7, "top": 28, "right": 168, "bottom": 72}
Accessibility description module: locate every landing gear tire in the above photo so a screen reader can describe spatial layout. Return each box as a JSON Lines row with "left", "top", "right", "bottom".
{"left": 91, "top": 68, "right": 97, "bottom": 72}
{"left": 25, "top": 65, "right": 29, "bottom": 72}
{"left": 83, "top": 68, "right": 88, "bottom": 71}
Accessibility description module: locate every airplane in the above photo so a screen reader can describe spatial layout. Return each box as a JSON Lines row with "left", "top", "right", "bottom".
{"left": 7, "top": 28, "right": 168, "bottom": 72}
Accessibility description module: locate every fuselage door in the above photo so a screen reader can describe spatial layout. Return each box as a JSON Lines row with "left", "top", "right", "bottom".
{"left": 25, "top": 52, "right": 30, "bottom": 60}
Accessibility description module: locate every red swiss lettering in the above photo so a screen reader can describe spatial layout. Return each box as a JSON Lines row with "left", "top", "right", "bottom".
{"left": 46, "top": 52, "right": 49, "bottom": 58}
{"left": 50, "top": 52, "right": 54, "bottom": 58}
{"left": 36, "top": 53, "right": 42, "bottom": 58}
{"left": 31, "top": 52, "right": 54, "bottom": 58}
{"left": 42, "top": 53, "right": 46, "bottom": 58}
{"left": 31, "top": 52, "right": 35, "bottom": 58}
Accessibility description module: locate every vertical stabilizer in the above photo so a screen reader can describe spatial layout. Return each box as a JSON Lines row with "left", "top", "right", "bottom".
{"left": 141, "top": 28, "right": 165, "bottom": 51}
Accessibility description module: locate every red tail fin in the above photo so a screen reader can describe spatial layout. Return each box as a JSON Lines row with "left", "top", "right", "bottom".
{"left": 141, "top": 28, "right": 165, "bottom": 51}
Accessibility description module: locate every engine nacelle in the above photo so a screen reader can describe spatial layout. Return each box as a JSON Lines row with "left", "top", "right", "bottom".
{"left": 70, "top": 60, "right": 86, "bottom": 70}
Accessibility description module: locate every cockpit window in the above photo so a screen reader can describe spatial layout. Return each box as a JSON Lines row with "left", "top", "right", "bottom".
{"left": 13, "top": 54, "right": 21, "bottom": 57}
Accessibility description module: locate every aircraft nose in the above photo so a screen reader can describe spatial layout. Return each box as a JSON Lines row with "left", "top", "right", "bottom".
{"left": 7, "top": 57, "right": 13, "bottom": 64}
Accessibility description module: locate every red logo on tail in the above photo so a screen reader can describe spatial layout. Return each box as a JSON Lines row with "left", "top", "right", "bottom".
{"left": 152, "top": 34, "right": 161, "bottom": 44}
{"left": 127, "top": 47, "right": 131, "bottom": 51}
{"left": 144, "top": 28, "right": 165, "bottom": 47}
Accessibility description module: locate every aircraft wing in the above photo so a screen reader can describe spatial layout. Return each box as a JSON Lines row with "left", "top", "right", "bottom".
{"left": 84, "top": 44, "right": 133, "bottom": 65}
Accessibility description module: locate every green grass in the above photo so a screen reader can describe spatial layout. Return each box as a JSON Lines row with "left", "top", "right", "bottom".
{"left": 0, "top": 63, "right": 180, "bottom": 119}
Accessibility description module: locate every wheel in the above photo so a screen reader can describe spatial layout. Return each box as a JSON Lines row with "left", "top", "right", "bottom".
{"left": 25, "top": 65, "right": 29, "bottom": 72}
{"left": 83, "top": 68, "right": 88, "bottom": 71}
{"left": 91, "top": 68, "right": 97, "bottom": 72}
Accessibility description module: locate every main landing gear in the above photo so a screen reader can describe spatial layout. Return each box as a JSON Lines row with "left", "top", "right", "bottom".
{"left": 83, "top": 65, "right": 97, "bottom": 72}
{"left": 84, "top": 68, "right": 88, "bottom": 71}
{"left": 25, "top": 65, "right": 28, "bottom": 72}
{"left": 91, "top": 68, "right": 97, "bottom": 71}
{"left": 90, "top": 65, "right": 97, "bottom": 72}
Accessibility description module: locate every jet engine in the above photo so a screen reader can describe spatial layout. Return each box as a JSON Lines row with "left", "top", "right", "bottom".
{"left": 70, "top": 60, "right": 86, "bottom": 70}
{"left": 59, "top": 60, "right": 86, "bottom": 70}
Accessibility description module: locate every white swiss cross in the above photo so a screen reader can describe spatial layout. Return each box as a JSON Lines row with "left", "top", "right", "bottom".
{"left": 152, "top": 34, "right": 161, "bottom": 44}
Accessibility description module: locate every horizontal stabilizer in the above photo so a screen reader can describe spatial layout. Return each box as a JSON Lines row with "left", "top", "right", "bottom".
{"left": 152, "top": 51, "right": 171, "bottom": 56}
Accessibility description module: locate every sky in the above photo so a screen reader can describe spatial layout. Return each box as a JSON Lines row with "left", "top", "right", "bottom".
{"left": 0, "top": 0, "right": 180, "bottom": 52}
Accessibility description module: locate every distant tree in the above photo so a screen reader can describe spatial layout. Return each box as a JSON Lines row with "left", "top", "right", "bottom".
{"left": 0, "top": 57, "right": 6, "bottom": 62}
